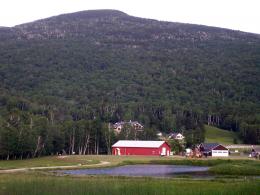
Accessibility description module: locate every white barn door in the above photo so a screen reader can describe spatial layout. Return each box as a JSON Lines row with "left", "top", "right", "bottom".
{"left": 116, "top": 148, "right": 121, "bottom": 156}
{"left": 161, "top": 147, "right": 166, "bottom": 156}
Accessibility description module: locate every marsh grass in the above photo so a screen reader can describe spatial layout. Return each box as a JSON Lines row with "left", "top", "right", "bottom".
{"left": 210, "top": 160, "right": 260, "bottom": 175}
{"left": 0, "top": 173, "right": 259, "bottom": 195}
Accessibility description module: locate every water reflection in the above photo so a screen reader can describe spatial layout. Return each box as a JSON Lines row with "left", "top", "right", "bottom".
{"left": 60, "top": 165, "right": 209, "bottom": 178}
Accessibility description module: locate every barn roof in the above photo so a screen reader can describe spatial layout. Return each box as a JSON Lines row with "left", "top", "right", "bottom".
{"left": 200, "top": 143, "right": 228, "bottom": 151}
{"left": 112, "top": 140, "right": 167, "bottom": 148}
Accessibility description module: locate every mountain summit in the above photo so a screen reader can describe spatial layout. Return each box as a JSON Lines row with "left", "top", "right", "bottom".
{"left": 2, "top": 9, "right": 258, "bottom": 41}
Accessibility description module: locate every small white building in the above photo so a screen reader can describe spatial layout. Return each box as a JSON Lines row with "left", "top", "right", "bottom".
{"left": 200, "top": 143, "right": 229, "bottom": 157}
{"left": 168, "top": 133, "right": 185, "bottom": 141}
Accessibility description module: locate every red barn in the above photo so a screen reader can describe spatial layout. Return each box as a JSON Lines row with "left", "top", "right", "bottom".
{"left": 112, "top": 140, "right": 171, "bottom": 156}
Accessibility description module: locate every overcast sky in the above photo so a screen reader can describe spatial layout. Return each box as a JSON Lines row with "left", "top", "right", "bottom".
{"left": 0, "top": 0, "right": 259, "bottom": 34}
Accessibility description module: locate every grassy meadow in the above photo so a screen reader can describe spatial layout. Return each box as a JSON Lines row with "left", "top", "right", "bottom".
{"left": 204, "top": 125, "right": 241, "bottom": 144}
{"left": 0, "top": 156, "right": 99, "bottom": 170}
{"left": 0, "top": 155, "right": 260, "bottom": 194}
{"left": 0, "top": 155, "right": 179, "bottom": 170}
{"left": 0, "top": 173, "right": 259, "bottom": 195}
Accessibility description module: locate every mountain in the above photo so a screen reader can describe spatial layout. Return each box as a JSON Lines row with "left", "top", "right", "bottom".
{"left": 0, "top": 10, "right": 259, "bottom": 150}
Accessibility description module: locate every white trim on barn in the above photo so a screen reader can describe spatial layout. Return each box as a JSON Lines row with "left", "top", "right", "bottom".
{"left": 112, "top": 140, "right": 166, "bottom": 148}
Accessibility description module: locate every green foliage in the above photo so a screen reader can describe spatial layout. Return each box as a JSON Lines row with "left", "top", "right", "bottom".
{"left": 0, "top": 10, "right": 260, "bottom": 158}
{"left": 168, "top": 139, "right": 184, "bottom": 154}
{"left": 239, "top": 122, "right": 260, "bottom": 144}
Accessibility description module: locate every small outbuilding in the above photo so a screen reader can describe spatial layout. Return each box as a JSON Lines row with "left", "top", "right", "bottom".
{"left": 113, "top": 121, "right": 144, "bottom": 134}
{"left": 112, "top": 140, "right": 171, "bottom": 156}
{"left": 168, "top": 133, "right": 185, "bottom": 141}
{"left": 199, "top": 143, "right": 229, "bottom": 157}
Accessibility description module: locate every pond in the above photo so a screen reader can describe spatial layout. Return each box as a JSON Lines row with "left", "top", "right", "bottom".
{"left": 59, "top": 165, "right": 210, "bottom": 178}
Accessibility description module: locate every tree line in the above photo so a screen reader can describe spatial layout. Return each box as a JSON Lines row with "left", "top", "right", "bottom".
{"left": 0, "top": 94, "right": 207, "bottom": 160}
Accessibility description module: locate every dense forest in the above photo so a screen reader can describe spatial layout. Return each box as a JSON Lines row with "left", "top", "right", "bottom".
{"left": 0, "top": 10, "right": 259, "bottom": 159}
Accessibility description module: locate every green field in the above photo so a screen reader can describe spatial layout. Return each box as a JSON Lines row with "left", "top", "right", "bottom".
{"left": 0, "top": 173, "right": 259, "bottom": 195}
{"left": 0, "top": 156, "right": 99, "bottom": 170}
{"left": 0, "top": 155, "right": 260, "bottom": 194}
{"left": 0, "top": 155, "right": 178, "bottom": 170}
{"left": 205, "top": 125, "right": 241, "bottom": 144}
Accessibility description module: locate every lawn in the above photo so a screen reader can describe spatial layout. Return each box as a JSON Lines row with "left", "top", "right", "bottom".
{"left": 0, "top": 173, "right": 259, "bottom": 195}
{"left": 0, "top": 155, "right": 182, "bottom": 170}
{"left": 0, "top": 156, "right": 99, "bottom": 170}
{"left": 204, "top": 125, "right": 241, "bottom": 144}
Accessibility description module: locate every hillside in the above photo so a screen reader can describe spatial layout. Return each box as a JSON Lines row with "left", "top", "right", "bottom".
{"left": 0, "top": 10, "right": 259, "bottom": 108}
{"left": 0, "top": 10, "right": 259, "bottom": 158}
{"left": 204, "top": 125, "right": 241, "bottom": 144}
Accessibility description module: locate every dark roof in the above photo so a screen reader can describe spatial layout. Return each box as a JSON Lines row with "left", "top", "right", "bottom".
{"left": 170, "top": 133, "right": 178, "bottom": 137}
{"left": 253, "top": 147, "right": 260, "bottom": 152}
{"left": 200, "top": 143, "right": 219, "bottom": 151}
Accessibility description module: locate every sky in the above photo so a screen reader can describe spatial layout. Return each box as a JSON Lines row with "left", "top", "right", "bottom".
{"left": 0, "top": 0, "right": 259, "bottom": 34}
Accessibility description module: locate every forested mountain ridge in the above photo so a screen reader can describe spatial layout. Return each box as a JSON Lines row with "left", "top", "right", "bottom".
{"left": 4, "top": 10, "right": 260, "bottom": 41}
{"left": 1, "top": 10, "right": 259, "bottom": 105}
{"left": 0, "top": 10, "right": 259, "bottom": 159}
